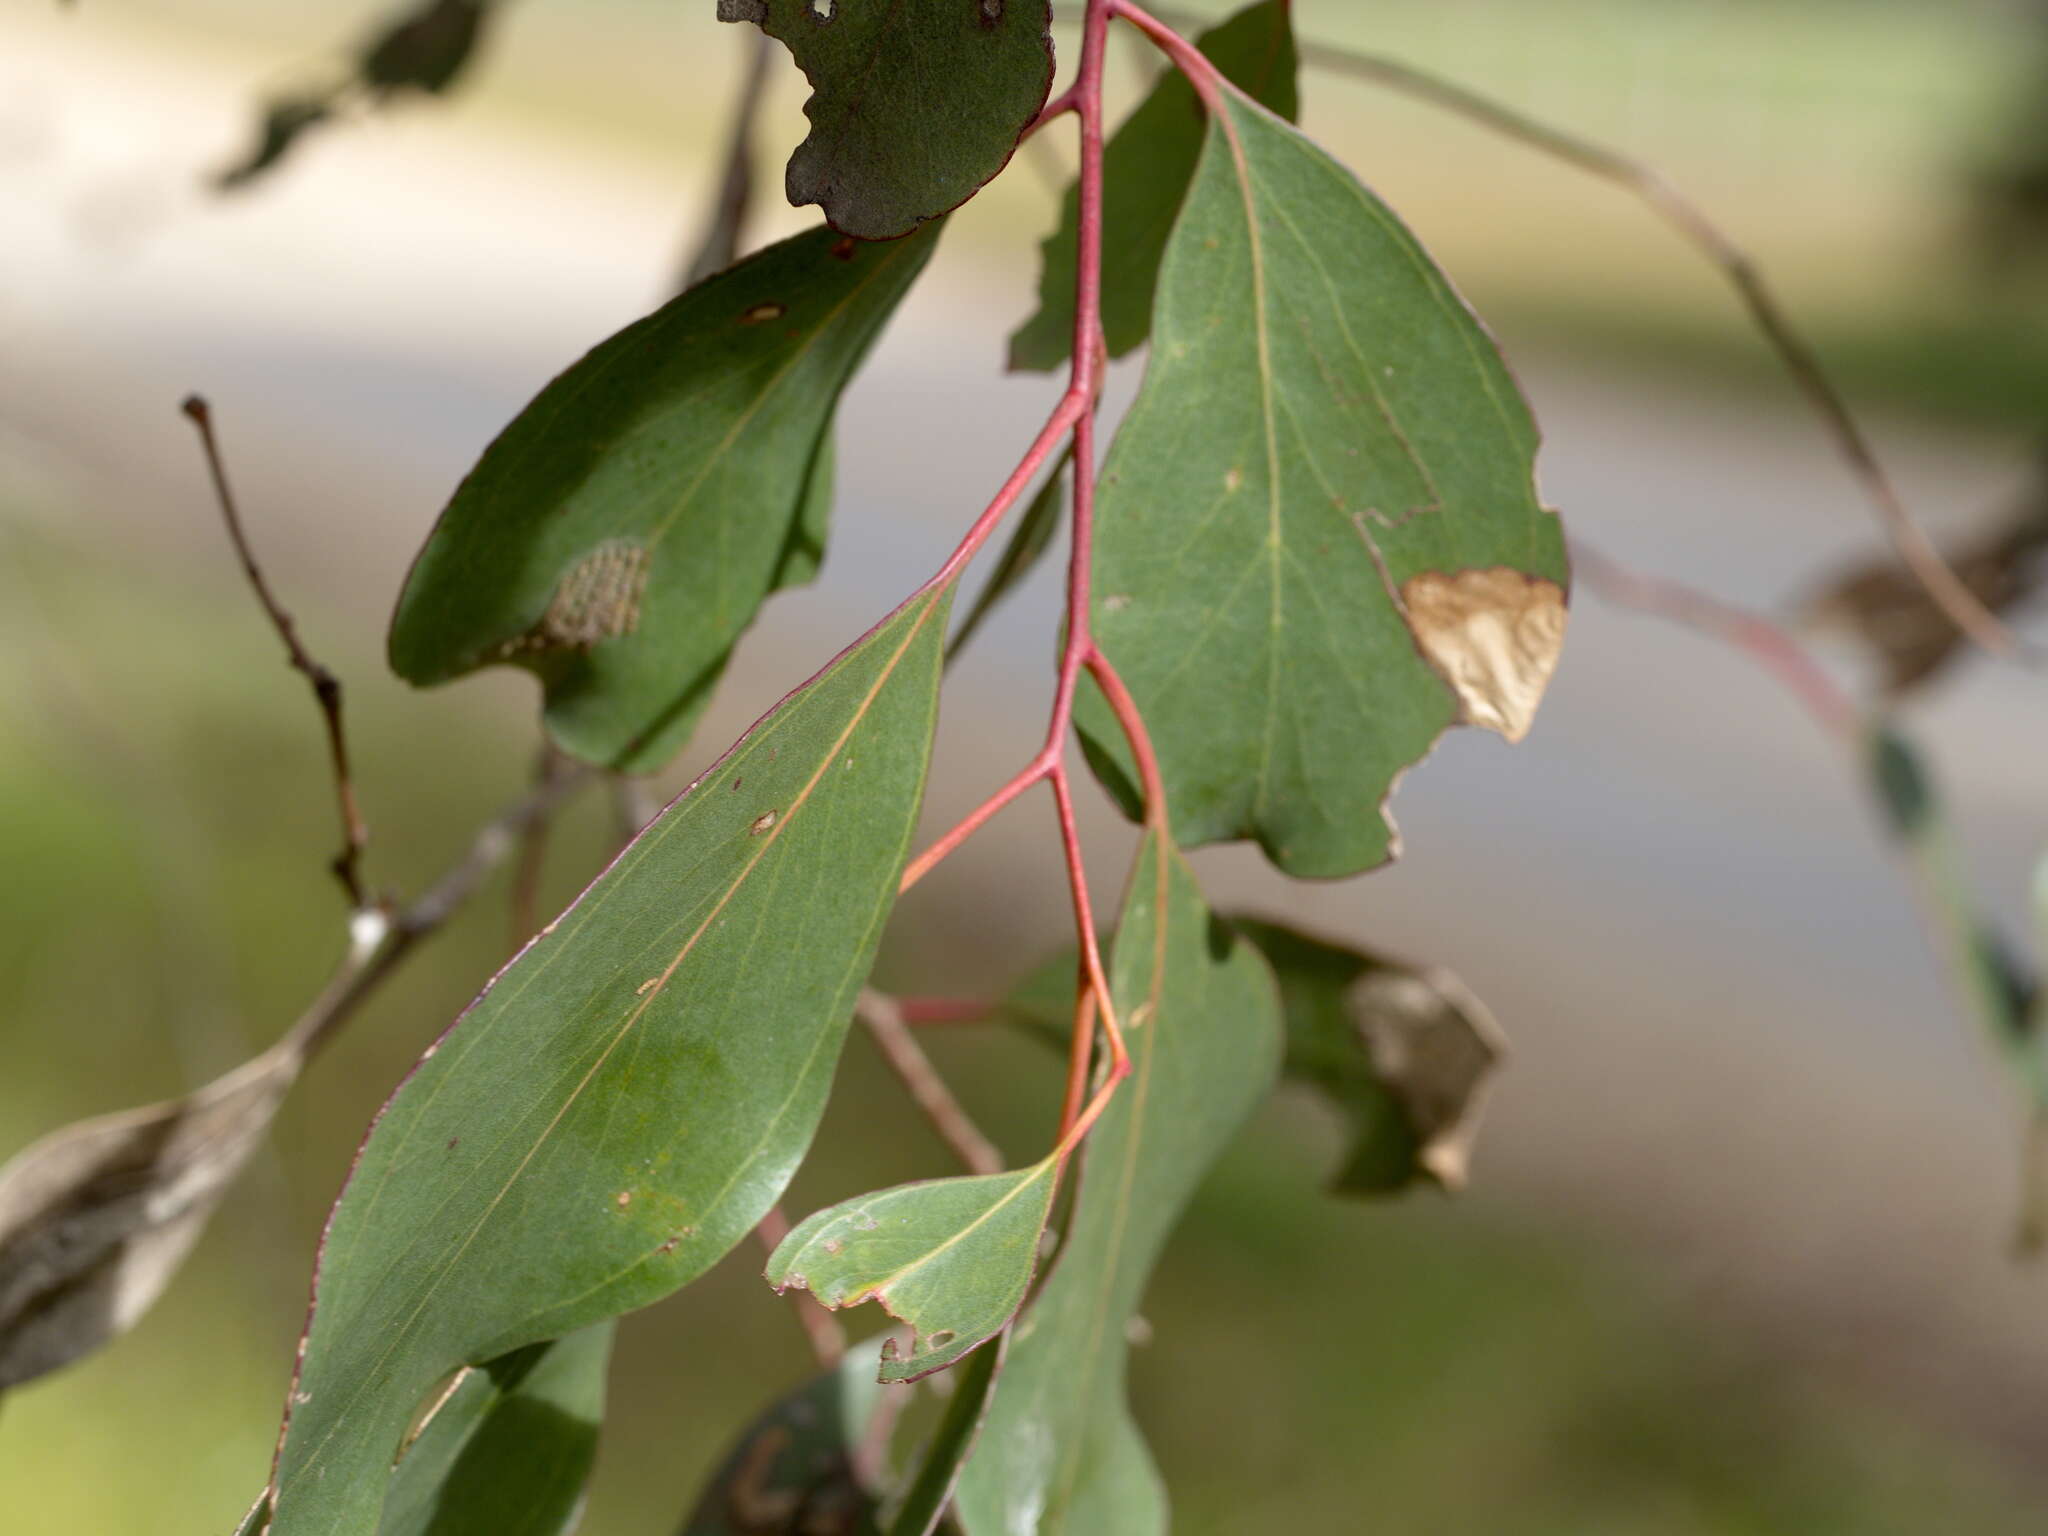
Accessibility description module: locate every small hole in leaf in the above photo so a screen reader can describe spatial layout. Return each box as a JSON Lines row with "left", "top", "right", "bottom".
{"left": 741, "top": 301, "right": 786, "bottom": 325}
{"left": 809, "top": 0, "right": 835, "bottom": 19}
{"left": 926, "top": 1330, "right": 957, "bottom": 1349}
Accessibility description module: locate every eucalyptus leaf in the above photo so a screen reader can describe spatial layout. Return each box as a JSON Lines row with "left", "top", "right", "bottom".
{"left": 1009, "top": 0, "right": 1299, "bottom": 372}
{"left": 1078, "top": 88, "right": 1569, "bottom": 876}
{"left": 767, "top": 1158, "right": 1057, "bottom": 1382}
{"left": 888, "top": 1330, "right": 1004, "bottom": 1536}
{"left": 719, "top": 0, "right": 1053, "bottom": 240}
{"left": 952, "top": 835, "right": 1282, "bottom": 1536}
{"left": 1235, "top": 918, "right": 1505, "bottom": 1195}
{"left": 680, "top": 1341, "right": 887, "bottom": 1536}
{"left": 389, "top": 224, "right": 938, "bottom": 772}
{"left": 379, "top": 1324, "right": 612, "bottom": 1536}
{"left": 261, "top": 590, "right": 950, "bottom": 1535}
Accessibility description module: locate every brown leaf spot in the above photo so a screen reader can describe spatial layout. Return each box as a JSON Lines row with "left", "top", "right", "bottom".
{"left": 741, "top": 301, "right": 787, "bottom": 325}
{"left": 749, "top": 810, "right": 779, "bottom": 835}
{"left": 615, "top": 1190, "right": 633, "bottom": 1210}
{"left": 1401, "top": 567, "right": 1566, "bottom": 743}
{"left": 829, "top": 236, "right": 858, "bottom": 261}
{"left": 1223, "top": 467, "right": 1243, "bottom": 494}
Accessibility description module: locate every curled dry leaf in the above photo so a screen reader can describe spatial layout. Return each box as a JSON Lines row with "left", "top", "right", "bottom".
{"left": 1400, "top": 567, "right": 1568, "bottom": 744}
{"left": 1234, "top": 917, "right": 1506, "bottom": 1196}
{"left": 0, "top": 1039, "right": 302, "bottom": 1391}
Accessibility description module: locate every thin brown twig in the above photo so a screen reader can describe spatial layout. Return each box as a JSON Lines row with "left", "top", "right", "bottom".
{"left": 753, "top": 1206, "right": 847, "bottom": 1369}
{"left": 509, "top": 743, "right": 577, "bottom": 950}
{"left": 181, "top": 395, "right": 373, "bottom": 910}
{"left": 1141, "top": 5, "right": 2035, "bottom": 668}
{"left": 855, "top": 990, "right": 1004, "bottom": 1176}
{"left": 680, "top": 25, "right": 775, "bottom": 290}
{"left": 284, "top": 760, "right": 593, "bottom": 1062}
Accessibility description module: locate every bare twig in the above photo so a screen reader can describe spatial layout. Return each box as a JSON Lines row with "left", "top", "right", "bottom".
{"left": 680, "top": 26, "right": 775, "bottom": 290}
{"left": 1141, "top": 5, "right": 2036, "bottom": 668}
{"left": 181, "top": 396, "right": 373, "bottom": 910}
{"left": 510, "top": 743, "right": 578, "bottom": 949}
{"left": 752, "top": 1206, "right": 846, "bottom": 1368}
{"left": 856, "top": 991, "right": 1004, "bottom": 1176}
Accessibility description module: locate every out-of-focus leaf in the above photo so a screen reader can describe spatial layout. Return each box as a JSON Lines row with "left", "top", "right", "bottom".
{"left": 952, "top": 835, "right": 1282, "bottom": 1536}
{"left": 1009, "top": 0, "right": 1298, "bottom": 372}
{"left": 0, "top": 1036, "right": 303, "bottom": 1391}
{"left": 390, "top": 224, "right": 937, "bottom": 772}
{"left": 767, "top": 1160, "right": 1057, "bottom": 1383}
{"left": 1805, "top": 463, "right": 2048, "bottom": 697}
{"left": 359, "top": 0, "right": 493, "bottom": 96}
{"left": 379, "top": 1324, "right": 612, "bottom": 1536}
{"left": 887, "top": 1330, "right": 1004, "bottom": 1536}
{"left": 1077, "top": 87, "right": 1569, "bottom": 877}
{"left": 717, "top": 0, "right": 1053, "bottom": 240}
{"left": 680, "top": 1342, "right": 886, "bottom": 1536}
{"left": 261, "top": 590, "right": 951, "bottom": 1535}
{"left": 947, "top": 459, "right": 1067, "bottom": 662}
{"left": 214, "top": 96, "right": 335, "bottom": 191}
{"left": 1235, "top": 917, "right": 1505, "bottom": 1195}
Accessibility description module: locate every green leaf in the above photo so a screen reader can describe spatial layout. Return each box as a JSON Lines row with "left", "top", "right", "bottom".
{"left": 389, "top": 224, "right": 938, "bottom": 772}
{"left": 1009, "top": 0, "right": 1298, "bottom": 372}
{"left": 263, "top": 590, "right": 951, "bottom": 1535}
{"left": 1234, "top": 918, "right": 1504, "bottom": 1195}
{"left": 719, "top": 0, "right": 1054, "bottom": 241}
{"left": 767, "top": 1158, "right": 1058, "bottom": 1383}
{"left": 953, "top": 835, "right": 1282, "bottom": 1536}
{"left": 379, "top": 1324, "right": 612, "bottom": 1536}
{"left": 947, "top": 458, "right": 1067, "bottom": 662}
{"left": 359, "top": 0, "right": 493, "bottom": 96}
{"left": 680, "top": 1342, "right": 886, "bottom": 1536}
{"left": 1078, "top": 88, "right": 1569, "bottom": 876}
{"left": 888, "top": 1331, "right": 1004, "bottom": 1536}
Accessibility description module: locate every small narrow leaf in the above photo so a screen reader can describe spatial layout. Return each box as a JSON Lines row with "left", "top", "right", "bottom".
{"left": 1010, "top": 0, "right": 1299, "bottom": 372}
{"left": 0, "top": 1037, "right": 303, "bottom": 1391}
{"left": 768, "top": 1159, "right": 1058, "bottom": 1383}
{"left": 390, "top": 224, "right": 938, "bottom": 772}
{"left": 379, "top": 1324, "right": 612, "bottom": 1536}
{"left": 719, "top": 0, "right": 1054, "bottom": 241}
{"left": 1078, "top": 88, "right": 1569, "bottom": 876}
{"left": 953, "top": 836, "right": 1282, "bottom": 1536}
{"left": 680, "top": 1343, "right": 887, "bottom": 1536}
{"left": 1235, "top": 918, "right": 1505, "bottom": 1195}
{"left": 947, "top": 459, "right": 1067, "bottom": 662}
{"left": 264, "top": 590, "right": 951, "bottom": 1535}
{"left": 888, "top": 1331, "right": 1005, "bottom": 1536}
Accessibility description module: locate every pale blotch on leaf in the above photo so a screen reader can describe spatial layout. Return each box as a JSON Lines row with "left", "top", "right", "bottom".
{"left": 1400, "top": 566, "right": 1567, "bottom": 744}
{"left": 500, "top": 539, "right": 649, "bottom": 658}
{"left": 1354, "top": 967, "right": 1506, "bottom": 1191}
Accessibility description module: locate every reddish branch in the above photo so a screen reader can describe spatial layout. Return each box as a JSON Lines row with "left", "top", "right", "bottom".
{"left": 181, "top": 396, "right": 373, "bottom": 911}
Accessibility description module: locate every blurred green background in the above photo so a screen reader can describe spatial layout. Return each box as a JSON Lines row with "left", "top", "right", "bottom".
{"left": 3, "top": 1, "right": 2047, "bottom": 1532}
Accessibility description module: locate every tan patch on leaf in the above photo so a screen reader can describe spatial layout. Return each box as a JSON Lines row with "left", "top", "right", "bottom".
{"left": 1353, "top": 968, "right": 1506, "bottom": 1191}
{"left": 540, "top": 538, "right": 648, "bottom": 650}
{"left": 1401, "top": 567, "right": 1566, "bottom": 743}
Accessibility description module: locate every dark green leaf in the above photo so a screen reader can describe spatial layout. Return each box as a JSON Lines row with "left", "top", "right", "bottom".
{"left": 952, "top": 835, "right": 1282, "bottom": 1536}
{"left": 1235, "top": 917, "right": 1504, "bottom": 1195}
{"left": 947, "top": 459, "right": 1067, "bottom": 662}
{"left": 768, "top": 1159, "right": 1057, "bottom": 1383}
{"left": 359, "top": 0, "right": 493, "bottom": 95}
{"left": 680, "top": 1343, "right": 887, "bottom": 1536}
{"left": 389, "top": 224, "right": 938, "bottom": 772}
{"left": 718, "top": 0, "right": 1053, "bottom": 240}
{"left": 264, "top": 590, "right": 951, "bottom": 1535}
{"left": 887, "top": 1331, "right": 1004, "bottom": 1536}
{"left": 214, "top": 96, "right": 334, "bottom": 191}
{"left": 1078, "top": 88, "right": 1569, "bottom": 876}
{"left": 380, "top": 1325, "right": 612, "bottom": 1536}
{"left": 1009, "top": 0, "right": 1298, "bottom": 372}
